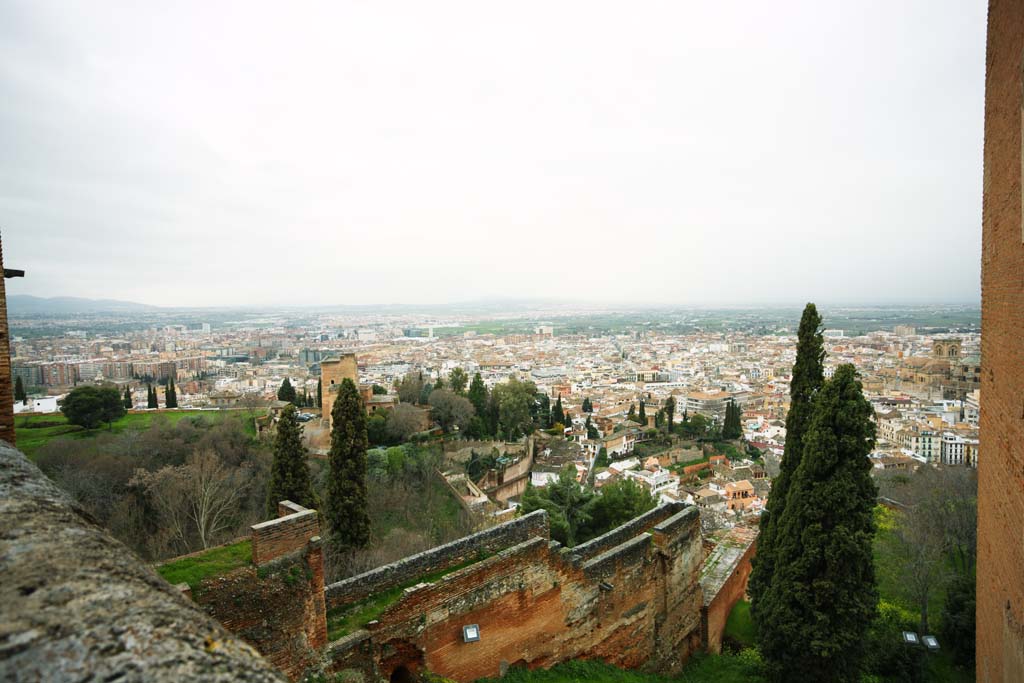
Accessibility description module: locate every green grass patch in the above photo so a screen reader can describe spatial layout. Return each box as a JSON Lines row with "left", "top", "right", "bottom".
{"left": 670, "top": 456, "right": 709, "bottom": 472}
{"left": 723, "top": 600, "right": 756, "bottom": 648}
{"left": 326, "top": 553, "right": 491, "bottom": 641}
{"left": 155, "top": 540, "right": 253, "bottom": 591}
{"left": 475, "top": 654, "right": 765, "bottom": 683}
{"left": 16, "top": 409, "right": 257, "bottom": 459}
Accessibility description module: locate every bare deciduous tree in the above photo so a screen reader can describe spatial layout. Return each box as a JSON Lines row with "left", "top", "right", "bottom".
{"left": 132, "top": 449, "right": 252, "bottom": 552}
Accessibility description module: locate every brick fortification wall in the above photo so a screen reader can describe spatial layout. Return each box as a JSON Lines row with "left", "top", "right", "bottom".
{"left": 252, "top": 502, "right": 320, "bottom": 565}
{"left": 0, "top": 442, "right": 285, "bottom": 682}
{"left": 191, "top": 501, "right": 326, "bottom": 681}
{"left": 978, "top": 1, "right": 1024, "bottom": 681}
{"left": 326, "top": 510, "right": 550, "bottom": 609}
{"left": 195, "top": 538, "right": 326, "bottom": 680}
{"left": 326, "top": 503, "right": 704, "bottom": 682}
{"left": 699, "top": 529, "right": 757, "bottom": 654}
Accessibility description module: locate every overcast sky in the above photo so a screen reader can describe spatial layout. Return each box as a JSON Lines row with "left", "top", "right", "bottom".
{"left": 0, "top": 1, "right": 986, "bottom": 308}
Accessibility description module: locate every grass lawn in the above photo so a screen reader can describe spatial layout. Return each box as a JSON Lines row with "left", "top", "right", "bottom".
{"left": 476, "top": 656, "right": 765, "bottom": 683}
{"left": 155, "top": 540, "right": 253, "bottom": 591}
{"left": 15, "top": 409, "right": 257, "bottom": 459}
{"left": 723, "top": 600, "right": 756, "bottom": 648}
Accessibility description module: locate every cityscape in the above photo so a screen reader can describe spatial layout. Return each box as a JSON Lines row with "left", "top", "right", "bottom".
{"left": 1, "top": 2, "right": 1020, "bottom": 683}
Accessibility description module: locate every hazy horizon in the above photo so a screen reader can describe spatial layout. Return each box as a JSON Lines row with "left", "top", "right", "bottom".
{"left": 1, "top": 1, "right": 986, "bottom": 307}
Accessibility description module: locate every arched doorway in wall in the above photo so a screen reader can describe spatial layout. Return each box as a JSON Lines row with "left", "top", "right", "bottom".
{"left": 380, "top": 638, "right": 425, "bottom": 683}
{"left": 390, "top": 664, "right": 417, "bottom": 683}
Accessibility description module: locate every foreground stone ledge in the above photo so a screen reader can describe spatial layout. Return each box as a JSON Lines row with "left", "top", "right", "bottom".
{"left": 0, "top": 441, "right": 285, "bottom": 682}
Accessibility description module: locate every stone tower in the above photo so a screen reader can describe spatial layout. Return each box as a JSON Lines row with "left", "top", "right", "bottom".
{"left": 320, "top": 353, "right": 359, "bottom": 430}
{"left": 977, "top": 0, "right": 1024, "bottom": 679}
{"left": 932, "top": 338, "right": 962, "bottom": 359}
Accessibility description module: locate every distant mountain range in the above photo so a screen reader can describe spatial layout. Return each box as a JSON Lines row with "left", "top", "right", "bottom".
{"left": 8, "top": 295, "right": 161, "bottom": 315}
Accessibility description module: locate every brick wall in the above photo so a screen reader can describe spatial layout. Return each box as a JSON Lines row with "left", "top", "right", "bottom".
{"left": 0, "top": 237, "right": 13, "bottom": 446}
{"left": 978, "top": 1, "right": 1024, "bottom": 681}
{"left": 195, "top": 537, "right": 327, "bottom": 681}
{"left": 700, "top": 533, "right": 757, "bottom": 654}
{"left": 252, "top": 504, "right": 320, "bottom": 566}
{"left": 325, "top": 505, "right": 704, "bottom": 682}
{"left": 325, "top": 510, "right": 550, "bottom": 609}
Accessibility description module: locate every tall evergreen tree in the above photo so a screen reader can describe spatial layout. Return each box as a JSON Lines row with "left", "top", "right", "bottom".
{"left": 536, "top": 393, "right": 551, "bottom": 429}
{"left": 317, "top": 377, "right": 322, "bottom": 408}
{"left": 722, "top": 400, "right": 742, "bottom": 439}
{"left": 122, "top": 385, "right": 132, "bottom": 410}
{"left": 325, "top": 378, "right": 370, "bottom": 552}
{"left": 757, "top": 364, "right": 877, "bottom": 681}
{"left": 750, "top": 304, "right": 825, "bottom": 641}
{"left": 551, "top": 394, "right": 565, "bottom": 426}
{"left": 585, "top": 415, "right": 599, "bottom": 439}
{"left": 638, "top": 399, "right": 647, "bottom": 425}
{"left": 14, "top": 376, "right": 26, "bottom": 404}
{"left": 165, "top": 376, "right": 178, "bottom": 409}
{"left": 266, "top": 404, "right": 317, "bottom": 515}
{"left": 627, "top": 403, "right": 637, "bottom": 423}
{"left": 147, "top": 383, "right": 158, "bottom": 409}
{"left": 468, "top": 372, "right": 488, "bottom": 415}
{"left": 665, "top": 395, "right": 676, "bottom": 432}
{"left": 277, "top": 377, "right": 297, "bottom": 404}
{"left": 582, "top": 397, "right": 593, "bottom": 413}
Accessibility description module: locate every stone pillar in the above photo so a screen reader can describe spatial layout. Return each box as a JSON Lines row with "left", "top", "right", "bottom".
{"left": 0, "top": 236, "right": 14, "bottom": 446}
{"left": 978, "top": 1, "right": 1024, "bottom": 680}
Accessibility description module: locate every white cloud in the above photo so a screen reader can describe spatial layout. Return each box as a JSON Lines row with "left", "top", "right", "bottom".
{"left": 0, "top": 0, "right": 985, "bottom": 306}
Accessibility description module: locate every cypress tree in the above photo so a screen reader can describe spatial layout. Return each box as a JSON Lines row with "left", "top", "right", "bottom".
{"left": 317, "top": 377, "right": 322, "bottom": 408}
{"left": 122, "top": 385, "right": 132, "bottom": 410}
{"left": 722, "top": 400, "right": 742, "bottom": 439}
{"left": 536, "top": 393, "right": 551, "bottom": 429}
{"left": 552, "top": 394, "right": 565, "bottom": 427}
{"left": 582, "top": 397, "right": 593, "bottom": 413}
{"left": 266, "top": 404, "right": 317, "bottom": 515}
{"left": 468, "top": 372, "right": 487, "bottom": 415}
{"left": 627, "top": 404, "right": 637, "bottom": 422}
{"left": 277, "top": 377, "right": 297, "bottom": 404}
{"left": 166, "top": 376, "right": 178, "bottom": 409}
{"left": 750, "top": 303, "right": 825, "bottom": 617}
{"left": 14, "top": 376, "right": 26, "bottom": 404}
{"left": 147, "top": 383, "right": 158, "bottom": 409}
{"left": 757, "top": 364, "right": 877, "bottom": 681}
{"left": 665, "top": 396, "right": 676, "bottom": 432}
{"left": 638, "top": 399, "right": 647, "bottom": 425}
{"left": 325, "top": 378, "right": 370, "bottom": 552}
